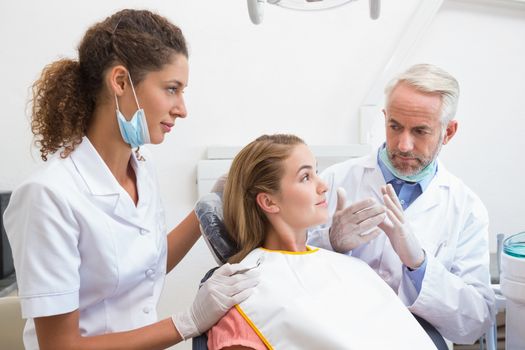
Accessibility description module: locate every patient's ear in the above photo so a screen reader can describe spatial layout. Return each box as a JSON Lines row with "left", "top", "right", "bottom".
{"left": 256, "top": 192, "right": 280, "bottom": 214}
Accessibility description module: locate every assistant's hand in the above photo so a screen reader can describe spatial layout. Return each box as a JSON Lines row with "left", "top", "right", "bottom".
{"left": 378, "top": 184, "right": 425, "bottom": 270}
{"left": 172, "top": 262, "right": 260, "bottom": 340}
{"left": 329, "top": 187, "right": 386, "bottom": 253}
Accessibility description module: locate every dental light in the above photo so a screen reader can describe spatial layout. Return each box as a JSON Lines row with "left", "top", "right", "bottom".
{"left": 247, "top": 0, "right": 381, "bottom": 24}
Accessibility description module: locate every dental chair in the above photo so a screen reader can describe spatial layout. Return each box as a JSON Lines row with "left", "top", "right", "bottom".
{"left": 192, "top": 193, "right": 500, "bottom": 350}
{"left": 194, "top": 192, "right": 236, "bottom": 266}
{"left": 192, "top": 193, "right": 234, "bottom": 350}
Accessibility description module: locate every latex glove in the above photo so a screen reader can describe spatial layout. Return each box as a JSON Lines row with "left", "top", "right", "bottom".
{"left": 172, "top": 262, "right": 260, "bottom": 340}
{"left": 329, "top": 187, "right": 386, "bottom": 253}
{"left": 211, "top": 174, "right": 228, "bottom": 194}
{"left": 378, "top": 184, "right": 425, "bottom": 270}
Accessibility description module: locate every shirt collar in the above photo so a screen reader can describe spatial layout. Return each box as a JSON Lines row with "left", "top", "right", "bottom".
{"left": 376, "top": 144, "right": 437, "bottom": 192}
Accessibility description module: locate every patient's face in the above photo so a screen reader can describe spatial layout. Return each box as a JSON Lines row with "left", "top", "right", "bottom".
{"left": 273, "top": 144, "right": 328, "bottom": 231}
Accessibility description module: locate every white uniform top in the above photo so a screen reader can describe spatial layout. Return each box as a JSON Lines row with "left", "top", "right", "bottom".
{"left": 4, "top": 137, "right": 168, "bottom": 349}
{"left": 237, "top": 247, "right": 436, "bottom": 350}
{"left": 308, "top": 150, "right": 495, "bottom": 344}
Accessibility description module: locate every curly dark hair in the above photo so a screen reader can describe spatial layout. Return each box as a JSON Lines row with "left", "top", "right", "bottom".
{"left": 31, "top": 9, "right": 188, "bottom": 160}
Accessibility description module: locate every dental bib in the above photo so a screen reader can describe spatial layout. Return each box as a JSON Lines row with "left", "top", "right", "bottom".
{"left": 236, "top": 247, "right": 436, "bottom": 350}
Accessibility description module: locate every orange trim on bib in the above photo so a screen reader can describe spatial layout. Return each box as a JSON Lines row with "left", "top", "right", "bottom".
{"left": 235, "top": 305, "right": 273, "bottom": 350}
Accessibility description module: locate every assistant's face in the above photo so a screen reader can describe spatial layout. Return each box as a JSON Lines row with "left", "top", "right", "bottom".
{"left": 135, "top": 54, "right": 189, "bottom": 144}
{"left": 384, "top": 82, "right": 444, "bottom": 176}
{"left": 273, "top": 144, "right": 328, "bottom": 231}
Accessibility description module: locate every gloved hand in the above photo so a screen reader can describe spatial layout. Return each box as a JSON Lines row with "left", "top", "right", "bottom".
{"left": 329, "top": 187, "right": 386, "bottom": 253}
{"left": 171, "top": 262, "right": 259, "bottom": 340}
{"left": 378, "top": 184, "right": 425, "bottom": 270}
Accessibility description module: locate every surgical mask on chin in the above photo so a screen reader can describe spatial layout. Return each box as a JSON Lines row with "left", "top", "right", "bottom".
{"left": 379, "top": 146, "right": 437, "bottom": 183}
{"left": 115, "top": 72, "right": 151, "bottom": 149}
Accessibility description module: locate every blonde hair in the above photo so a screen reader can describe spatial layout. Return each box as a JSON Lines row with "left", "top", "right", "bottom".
{"left": 223, "top": 134, "right": 304, "bottom": 263}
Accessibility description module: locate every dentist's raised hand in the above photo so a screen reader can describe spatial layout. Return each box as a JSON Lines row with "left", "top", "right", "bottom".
{"left": 172, "top": 262, "right": 259, "bottom": 339}
{"left": 379, "top": 184, "right": 425, "bottom": 270}
{"left": 329, "top": 187, "right": 386, "bottom": 253}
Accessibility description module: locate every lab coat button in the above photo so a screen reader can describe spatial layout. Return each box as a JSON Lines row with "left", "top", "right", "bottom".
{"left": 140, "top": 228, "right": 148, "bottom": 235}
{"left": 145, "top": 269, "right": 155, "bottom": 279}
{"left": 143, "top": 306, "right": 151, "bottom": 314}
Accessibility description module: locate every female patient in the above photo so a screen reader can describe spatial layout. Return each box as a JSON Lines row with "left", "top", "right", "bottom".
{"left": 206, "top": 134, "right": 436, "bottom": 350}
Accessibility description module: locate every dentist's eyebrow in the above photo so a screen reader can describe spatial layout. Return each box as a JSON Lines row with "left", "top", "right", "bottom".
{"left": 413, "top": 125, "right": 432, "bottom": 132}
{"left": 388, "top": 117, "right": 402, "bottom": 126}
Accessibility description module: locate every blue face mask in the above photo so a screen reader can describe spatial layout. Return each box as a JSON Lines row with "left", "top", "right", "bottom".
{"left": 379, "top": 146, "right": 437, "bottom": 183}
{"left": 115, "top": 73, "right": 150, "bottom": 148}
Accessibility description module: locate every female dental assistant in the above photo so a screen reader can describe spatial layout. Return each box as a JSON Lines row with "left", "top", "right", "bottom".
{"left": 3, "top": 9, "right": 258, "bottom": 350}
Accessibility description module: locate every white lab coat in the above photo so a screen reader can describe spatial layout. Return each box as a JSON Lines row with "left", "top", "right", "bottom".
{"left": 308, "top": 150, "right": 495, "bottom": 344}
{"left": 4, "top": 138, "right": 168, "bottom": 349}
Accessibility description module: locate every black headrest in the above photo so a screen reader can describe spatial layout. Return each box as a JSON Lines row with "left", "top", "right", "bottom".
{"left": 194, "top": 192, "right": 238, "bottom": 264}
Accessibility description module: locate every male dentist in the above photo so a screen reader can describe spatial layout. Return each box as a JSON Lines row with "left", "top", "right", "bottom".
{"left": 308, "top": 64, "right": 495, "bottom": 347}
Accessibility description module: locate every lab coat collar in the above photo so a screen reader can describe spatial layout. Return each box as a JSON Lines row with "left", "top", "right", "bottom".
{"left": 406, "top": 159, "right": 451, "bottom": 216}
{"left": 70, "top": 137, "right": 124, "bottom": 196}
{"left": 360, "top": 148, "right": 387, "bottom": 200}
{"left": 70, "top": 137, "right": 152, "bottom": 230}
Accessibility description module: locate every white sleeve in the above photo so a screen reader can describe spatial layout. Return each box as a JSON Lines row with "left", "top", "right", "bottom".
{"left": 4, "top": 181, "right": 81, "bottom": 318}
{"left": 404, "top": 199, "right": 495, "bottom": 344}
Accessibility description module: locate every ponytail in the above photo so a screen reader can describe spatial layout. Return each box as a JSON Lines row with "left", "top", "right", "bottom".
{"left": 31, "top": 59, "right": 91, "bottom": 161}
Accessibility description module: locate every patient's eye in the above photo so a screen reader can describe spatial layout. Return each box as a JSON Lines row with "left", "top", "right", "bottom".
{"left": 301, "top": 173, "right": 310, "bottom": 182}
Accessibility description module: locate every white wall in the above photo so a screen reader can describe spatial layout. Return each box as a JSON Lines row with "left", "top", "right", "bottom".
{"left": 405, "top": 0, "right": 525, "bottom": 254}
{"left": 1, "top": 1, "right": 523, "bottom": 348}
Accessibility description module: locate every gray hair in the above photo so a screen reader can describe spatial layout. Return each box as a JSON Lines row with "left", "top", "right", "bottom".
{"left": 384, "top": 64, "right": 460, "bottom": 126}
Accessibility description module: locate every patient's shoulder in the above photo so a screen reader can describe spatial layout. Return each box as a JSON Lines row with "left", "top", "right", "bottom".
{"left": 207, "top": 307, "right": 267, "bottom": 350}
